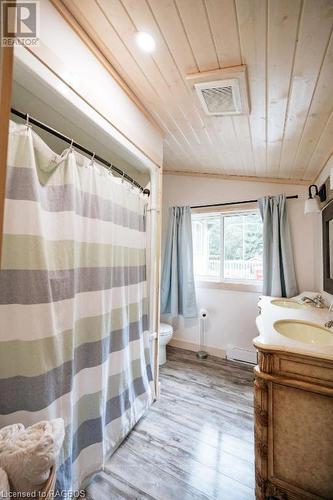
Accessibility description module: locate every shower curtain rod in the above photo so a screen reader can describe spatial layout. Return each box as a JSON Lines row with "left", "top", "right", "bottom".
{"left": 191, "top": 195, "right": 298, "bottom": 209}
{"left": 11, "top": 107, "right": 150, "bottom": 195}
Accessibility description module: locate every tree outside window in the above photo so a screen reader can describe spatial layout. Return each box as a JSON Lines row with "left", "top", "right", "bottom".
{"left": 192, "top": 211, "right": 263, "bottom": 282}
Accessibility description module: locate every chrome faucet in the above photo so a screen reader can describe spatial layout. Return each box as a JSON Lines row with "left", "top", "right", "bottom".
{"left": 301, "top": 294, "right": 325, "bottom": 308}
{"left": 325, "top": 301, "right": 333, "bottom": 328}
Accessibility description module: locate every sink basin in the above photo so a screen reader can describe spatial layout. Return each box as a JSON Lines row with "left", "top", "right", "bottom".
{"left": 271, "top": 299, "right": 305, "bottom": 309}
{"left": 274, "top": 320, "right": 333, "bottom": 345}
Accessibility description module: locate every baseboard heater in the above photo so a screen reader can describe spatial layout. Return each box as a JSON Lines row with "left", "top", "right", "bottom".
{"left": 226, "top": 347, "right": 257, "bottom": 364}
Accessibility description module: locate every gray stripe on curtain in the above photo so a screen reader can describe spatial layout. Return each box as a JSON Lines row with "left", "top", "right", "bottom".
{"left": 6, "top": 166, "right": 146, "bottom": 231}
{"left": 72, "top": 376, "right": 151, "bottom": 461}
{"left": 0, "top": 266, "right": 146, "bottom": 304}
{"left": 258, "top": 194, "right": 298, "bottom": 298}
{"left": 161, "top": 206, "right": 197, "bottom": 318}
{"left": 0, "top": 317, "right": 148, "bottom": 414}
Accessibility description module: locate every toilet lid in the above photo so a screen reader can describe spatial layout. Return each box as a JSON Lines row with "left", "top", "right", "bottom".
{"left": 160, "top": 322, "right": 173, "bottom": 336}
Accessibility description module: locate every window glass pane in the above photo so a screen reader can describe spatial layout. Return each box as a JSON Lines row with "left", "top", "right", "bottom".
{"left": 192, "top": 214, "right": 220, "bottom": 278}
{"left": 223, "top": 212, "right": 263, "bottom": 281}
{"left": 192, "top": 211, "right": 263, "bottom": 282}
{"left": 224, "top": 220, "right": 243, "bottom": 260}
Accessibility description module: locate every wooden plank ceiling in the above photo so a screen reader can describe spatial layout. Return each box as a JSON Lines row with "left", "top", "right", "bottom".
{"left": 58, "top": 0, "right": 333, "bottom": 182}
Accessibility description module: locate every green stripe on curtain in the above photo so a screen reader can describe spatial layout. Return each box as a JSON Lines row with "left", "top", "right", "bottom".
{"left": 0, "top": 300, "right": 148, "bottom": 377}
{"left": 2, "top": 235, "right": 146, "bottom": 270}
{"left": 0, "top": 332, "right": 149, "bottom": 414}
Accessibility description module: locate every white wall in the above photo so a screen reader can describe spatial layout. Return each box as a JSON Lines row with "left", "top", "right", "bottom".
{"left": 11, "top": 81, "right": 149, "bottom": 186}
{"left": 26, "top": 0, "right": 163, "bottom": 168}
{"left": 161, "top": 174, "right": 317, "bottom": 356}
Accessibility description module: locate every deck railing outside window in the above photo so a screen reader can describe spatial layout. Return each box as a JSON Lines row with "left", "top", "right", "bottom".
{"left": 192, "top": 211, "right": 263, "bottom": 283}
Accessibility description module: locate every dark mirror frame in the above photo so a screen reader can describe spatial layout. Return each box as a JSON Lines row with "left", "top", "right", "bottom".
{"left": 322, "top": 202, "right": 333, "bottom": 294}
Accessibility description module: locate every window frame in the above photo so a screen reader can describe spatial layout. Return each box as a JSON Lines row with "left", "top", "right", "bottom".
{"left": 191, "top": 206, "right": 263, "bottom": 293}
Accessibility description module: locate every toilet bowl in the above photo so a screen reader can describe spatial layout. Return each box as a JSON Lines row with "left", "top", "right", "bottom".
{"left": 159, "top": 322, "right": 173, "bottom": 365}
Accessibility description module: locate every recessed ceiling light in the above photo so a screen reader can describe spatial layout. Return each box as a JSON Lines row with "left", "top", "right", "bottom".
{"left": 135, "top": 32, "right": 156, "bottom": 53}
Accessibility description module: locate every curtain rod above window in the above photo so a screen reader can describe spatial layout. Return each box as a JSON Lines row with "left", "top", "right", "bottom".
{"left": 10, "top": 107, "right": 150, "bottom": 196}
{"left": 190, "top": 195, "right": 298, "bottom": 210}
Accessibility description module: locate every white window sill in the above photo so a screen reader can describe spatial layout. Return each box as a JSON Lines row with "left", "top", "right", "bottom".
{"left": 195, "top": 279, "right": 263, "bottom": 293}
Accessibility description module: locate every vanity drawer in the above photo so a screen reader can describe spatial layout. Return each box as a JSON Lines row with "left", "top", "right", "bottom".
{"left": 274, "top": 354, "right": 333, "bottom": 387}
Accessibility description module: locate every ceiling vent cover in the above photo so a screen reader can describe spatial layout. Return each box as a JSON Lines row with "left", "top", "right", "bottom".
{"left": 194, "top": 78, "right": 243, "bottom": 116}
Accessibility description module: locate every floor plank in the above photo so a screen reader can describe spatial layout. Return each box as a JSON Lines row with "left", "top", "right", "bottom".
{"left": 86, "top": 347, "right": 255, "bottom": 499}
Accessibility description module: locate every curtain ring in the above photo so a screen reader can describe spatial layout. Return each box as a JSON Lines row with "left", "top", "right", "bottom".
{"left": 89, "top": 152, "right": 95, "bottom": 168}
{"left": 69, "top": 139, "right": 74, "bottom": 152}
{"left": 108, "top": 163, "right": 113, "bottom": 175}
{"left": 121, "top": 172, "right": 125, "bottom": 183}
{"left": 26, "top": 113, "right": 30, "bottom": 129}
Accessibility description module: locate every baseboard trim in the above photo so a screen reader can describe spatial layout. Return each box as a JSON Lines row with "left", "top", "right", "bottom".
{"left": 169, "top": 338, "right": 226, "bottom": 359}
{"left": 226, "top": 347, "right": 257, "bottom": 364}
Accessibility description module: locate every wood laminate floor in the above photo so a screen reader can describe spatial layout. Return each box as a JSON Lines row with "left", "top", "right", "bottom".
{"left": 86, "top": 346, "right": 255, "bottom": 500}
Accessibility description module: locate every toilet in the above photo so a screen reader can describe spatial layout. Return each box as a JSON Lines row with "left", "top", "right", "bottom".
{"left": 159, "top": 322, "right": 173, "bottom": 365}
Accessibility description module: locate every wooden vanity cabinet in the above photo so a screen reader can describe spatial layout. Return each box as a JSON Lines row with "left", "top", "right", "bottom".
{"left": 254, "top": 349, "right": 333, "bottom": 499}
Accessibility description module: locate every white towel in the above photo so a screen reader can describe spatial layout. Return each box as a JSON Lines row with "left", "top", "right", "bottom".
{"left": 0, "top": 418, "right": 64, "bottom": 494}
{"left": 0, "top": 424, "right": 25, "bottom": 453}
{"left": 0, "top": 468, "right": 10, "bottom": 499}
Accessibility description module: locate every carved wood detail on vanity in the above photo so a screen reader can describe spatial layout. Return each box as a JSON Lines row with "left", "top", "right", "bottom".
{"left": 254, "top": 372, "right": 269, "bottom": 500}
{"left": 265, "top": 482, "right": 288, "bottom": 500}
{"left": 258, "top": 352, "right": 273, "bottom": 374}
{"left": 254, "top": 349, "right": 333, "bottom": 500}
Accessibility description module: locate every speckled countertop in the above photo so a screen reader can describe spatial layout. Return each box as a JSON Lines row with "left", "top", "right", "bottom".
{"left": 254, "top": 292, "right": 333, "bottom": 361}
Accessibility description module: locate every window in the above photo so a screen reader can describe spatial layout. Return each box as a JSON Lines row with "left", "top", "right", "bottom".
{"left": 192, "top": 211, "right": 263, "bottom": 283}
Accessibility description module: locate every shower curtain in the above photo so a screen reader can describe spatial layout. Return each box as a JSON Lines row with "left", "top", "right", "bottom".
{"left": 0, "top": 121, "right": 154, "bottom": 492}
